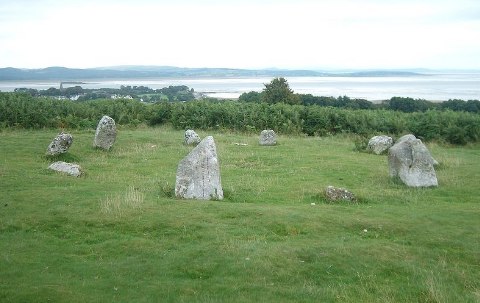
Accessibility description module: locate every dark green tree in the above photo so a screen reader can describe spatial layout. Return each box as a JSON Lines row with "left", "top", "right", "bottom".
{"left": 239, "top": 91, "right": 263, "bottom": 103}
{"left": 262, "top": 77, "right": 300, "bottom": 105}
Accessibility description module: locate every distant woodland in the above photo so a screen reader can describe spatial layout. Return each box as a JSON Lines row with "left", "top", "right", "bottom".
{"left": 14, "top": 85, "right": 196, "bottom": 102}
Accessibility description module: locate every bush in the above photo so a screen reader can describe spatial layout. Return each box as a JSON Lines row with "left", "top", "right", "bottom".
{"left": 1, "top": 92, "right": 479, "bottom": 144}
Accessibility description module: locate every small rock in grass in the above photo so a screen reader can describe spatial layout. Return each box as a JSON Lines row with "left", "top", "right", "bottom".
{"left": 184, "top": 129, "right": 201, "bottom": 145}
{"left": 367, "top": 135, "right": 393, "bottom": 155}
{"left": 259, "top": 129, "right": 277, "bottom": 146}
{"left": 324, "top": 185, "right": 357, "bottom": 203}
{"left": 48, "top": 161, "right": 82, "bottom": 177}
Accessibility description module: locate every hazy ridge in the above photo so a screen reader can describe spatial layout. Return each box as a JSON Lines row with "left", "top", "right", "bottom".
{"left": 0, "top": 66, "right": 424, "bottom": 80}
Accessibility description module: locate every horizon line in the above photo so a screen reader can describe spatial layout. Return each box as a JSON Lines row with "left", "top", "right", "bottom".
{"left": 2, "top": 65, "right": 480, "bottom": 72}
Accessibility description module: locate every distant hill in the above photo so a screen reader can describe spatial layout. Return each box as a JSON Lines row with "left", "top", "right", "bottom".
{"left": 0, "top": 66, "right": 423, "bottom": 80}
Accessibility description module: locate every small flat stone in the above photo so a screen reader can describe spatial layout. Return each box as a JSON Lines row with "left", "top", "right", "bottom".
{"left": 48, "top": 161, "right": 82, "bottom": 177}
{"left": 325, "top": 186, "right": 357, "bottom": 202}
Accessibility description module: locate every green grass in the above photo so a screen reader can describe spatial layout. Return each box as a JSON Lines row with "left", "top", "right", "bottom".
{"left": 1, "top": 126, "right": 479, "bottom": 302}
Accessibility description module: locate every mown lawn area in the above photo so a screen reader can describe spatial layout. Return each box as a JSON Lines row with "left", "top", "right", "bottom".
{"left": 1, "top": 127, "right": 479, "bottom": 302}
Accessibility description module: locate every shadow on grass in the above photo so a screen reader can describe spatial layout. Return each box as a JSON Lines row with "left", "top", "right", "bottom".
{"left": 44, "top": 152, "right": 82, "bottom": 163}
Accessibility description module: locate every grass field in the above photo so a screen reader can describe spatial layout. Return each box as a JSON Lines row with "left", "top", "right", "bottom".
{"left": 1, "top": 126, "right": 479, "bottom": 302}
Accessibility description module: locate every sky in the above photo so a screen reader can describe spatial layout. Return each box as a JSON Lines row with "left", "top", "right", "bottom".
{"left": 1, "top": 0, "right": 480, "bottom": 70}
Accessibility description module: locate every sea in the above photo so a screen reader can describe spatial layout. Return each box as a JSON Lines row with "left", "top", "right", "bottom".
{"left": 1, "top": 73, "right": 479, "bottom": 102}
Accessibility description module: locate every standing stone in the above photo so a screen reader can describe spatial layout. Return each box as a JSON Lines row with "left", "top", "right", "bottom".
{"left": 367, "top": 135, "right": 393, "bottom": 154}
{"left": 46, "top": 132, "right": 73, "bottom": 156}
{"left": 388, "top": 135, "right": 438, "bottom": 187}
{"left": 259, "top": 129, "right": 277, "bottom": 146}
{"left": 324, "top": 186, "right": 357, "bottom": 203}
{"left": 48, "top": 161, "right": 82, "bottom": 177}
{"left": 184, "top": 129, "right": 201, "bottom": 145}
{"left": 395, "top": 134, "right": 439, "bottom": 166}
{"left": 93, "top": 115, "right": 116, "bottom": 150}
{"left": 175, "top": 136, "right": 223, "bottom": 200}
{"left": 396, "top": 134, "right": 417, "bottom": 145}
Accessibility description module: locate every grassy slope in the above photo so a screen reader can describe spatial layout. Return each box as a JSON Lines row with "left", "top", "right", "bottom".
{"left": 0, "top": 127, "right": 479, "bottom": 302}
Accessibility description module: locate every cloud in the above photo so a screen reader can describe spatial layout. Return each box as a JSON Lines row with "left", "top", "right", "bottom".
{"left": 1, "top": 0, "right": 479, "bottom": 69}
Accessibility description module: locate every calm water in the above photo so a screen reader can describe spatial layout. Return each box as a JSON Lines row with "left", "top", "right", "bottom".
{"left": 1, "top": 74, "right": 479, "bottom": 101}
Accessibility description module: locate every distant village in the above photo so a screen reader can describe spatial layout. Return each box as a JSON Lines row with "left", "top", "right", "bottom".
{"left": 14, "top": 82, "right": 199, "bottom": 102}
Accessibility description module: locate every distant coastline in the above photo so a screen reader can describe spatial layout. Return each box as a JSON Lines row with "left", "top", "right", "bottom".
{"left": 1, "top": 66, "right": 479, "bottom": 102}
{"left": 0, "top": 66, "right": 427, "bottom": 81}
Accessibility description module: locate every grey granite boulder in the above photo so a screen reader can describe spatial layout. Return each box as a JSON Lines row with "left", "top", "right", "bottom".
{"left": 259, "top": 129, "right": 277, "bottom": 146}
{"left": 388, "top": 135, "right": 438, "bottom": 187}
{"left": 396, "top": 134, "right": 418, "bottom": 145}
{"left": 46, "top": 132, "right": 73, "bottom": 156}
{"left": 184, "top": 129, "right": 201, "bottom": 145}
{"left": 367, "top": 135, "right": 393, "bottom": 154}
{"left": 395, "top": 134, "right": 438, "bottom": 166}
{"left": 325, "top": 186, "right": 357, "bottom": 202}
{"left": 48, "top": 161, "right": 82, "bottom": 177}
{"left": 93, "top": 115, "right": 116, "bottom": 150}
{"left": 175, "top": 136, "right": 223, "bottom": 200}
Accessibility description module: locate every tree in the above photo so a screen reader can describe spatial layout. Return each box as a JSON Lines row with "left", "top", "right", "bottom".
{"left": 387, "top": 97, "right": 433, "bottom": 112}
{"left": 262, "top": 77, "right": 300, "bottom": 105}
{"left": 239, "top": 91, "right": 263, "bottom": 103}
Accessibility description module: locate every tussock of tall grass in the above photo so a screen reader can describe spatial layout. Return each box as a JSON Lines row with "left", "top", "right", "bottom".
{"left": 100, "top": 186, "right": 145, "bottom": 215}
{"left": 424, "top": 271, "right": 447, "bottom": 303}
{"left": 112, "top": 143, "right": 159, "bottom": 157}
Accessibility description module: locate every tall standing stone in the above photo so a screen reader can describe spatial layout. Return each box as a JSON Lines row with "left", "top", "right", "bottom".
{"left": 46, "top": 132, "right": 73, "bottom": 156}
{"left": 388, "top": 135, "right": 438, "bottom": 187}
{"left": 93, "top": 115, "right": 116, "bottom": 150}
{"left": 395, "top": 134, "right": 439, "bottom": 166}
{"left": 259, "top": 129, "right": 277, "bottom": 146}
{"left": 175, "top": 136, "right": 223, "bottom": 200}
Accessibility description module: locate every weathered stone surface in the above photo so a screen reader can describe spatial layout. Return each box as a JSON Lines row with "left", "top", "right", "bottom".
{"left": 388, "top": 135, "right": 438, "bottom": 187}
{"left": 184, "top": 129, "right": 201, "bottom": 145}
{"left": 367, "top": 135, "right": 393, "bottom": 154}
{"left": 325, "top": 186, "right": 357, "bottom": 202}
{"left": 396, "top": 134, "right": 417, "bottom": 145}
{"left": 48, "top": 161, "right": 82, "bottom": 177}
{"left": 259, "top": 129, "right": 277, "bottom": 146}
{"left": 93, "top": 115, "right": 116, "bottom": 150}
{"left": 175, "top": 136, "right": 223, "bottom": 200}
{"left": 395, "top": 134, "right": 438, "bottom": 166}
{"left": 46, "top": 132, "right": 73, "bottom": 156}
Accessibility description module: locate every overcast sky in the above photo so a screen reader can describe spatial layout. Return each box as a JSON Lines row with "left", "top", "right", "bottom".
{"left": 1, "top": 0, "right": 479, "bottom": 70}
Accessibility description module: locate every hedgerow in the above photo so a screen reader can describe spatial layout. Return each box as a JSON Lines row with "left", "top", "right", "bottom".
{"left": 1, "top": 92, "right": 479, "bottom": 144}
